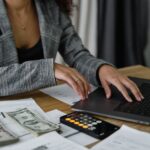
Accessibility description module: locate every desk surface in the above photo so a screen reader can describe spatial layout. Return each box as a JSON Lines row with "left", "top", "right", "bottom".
{"left": 0, "top": 65, "right": 150, "bottom": 134}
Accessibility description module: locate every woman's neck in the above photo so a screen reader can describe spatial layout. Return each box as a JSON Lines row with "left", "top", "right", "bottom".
{"left": 5, "top": 0, "right": 32, "bottom": 12}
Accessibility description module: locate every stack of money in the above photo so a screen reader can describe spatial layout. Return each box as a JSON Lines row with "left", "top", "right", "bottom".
{"left": 6, "top": 108, "right": 60, "bottom": 136}
{"left": 0, "top": 123, "right": 19, "bottom": 146}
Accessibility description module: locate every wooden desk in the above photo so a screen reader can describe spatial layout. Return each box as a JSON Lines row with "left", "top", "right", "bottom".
{"left": 0, "top": 65, "right": 150, "bottom": 135}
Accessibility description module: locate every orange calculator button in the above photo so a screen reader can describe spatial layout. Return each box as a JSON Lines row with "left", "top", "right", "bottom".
{"left": 78, "top": 124, "right": 84, "bottom": 127}
{"left": 83, "top": 125, "right": 88, "bottom": 129}
{"left": 69, "top": 119, "right": 75, "bottom": 123}
{"left": 74, "top": 122, "right": 80, "bottom": 125}
{"left": 65, "top": 118, "right": 71, "bottom": 121}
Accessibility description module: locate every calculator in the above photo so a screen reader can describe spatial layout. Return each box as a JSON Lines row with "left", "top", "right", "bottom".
{"left": 60, "top": 112, "right": 119, "bottom": 140}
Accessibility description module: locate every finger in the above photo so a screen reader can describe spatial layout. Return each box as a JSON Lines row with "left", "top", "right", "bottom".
{"left": 72, "top": 69, "right": 90, "bottom": 98}
{"left": 101, "top": 80, "right": 111, "bottom": 99}
{"left": 127, "top": 79, "right": 144, "bottom": 99}
{"left": 122, "top": 78, "right": 143, "bottom": 101}
{"left": 74, "top": 78, "right": 86, "bottom": 100}
{"left": 111, "top": 79, "right": 133, "bottom": 102}
{"left": 76, "top": 78, "right": 88, "bottom": 99}
{"left": 76, "top": 76, "right": 90, "bottom": 98}
{"left": 64, "top": 74, "right": 85, "bottom": 100}
{"left": 72, "top": 77, "right": 86, "bottom": 99}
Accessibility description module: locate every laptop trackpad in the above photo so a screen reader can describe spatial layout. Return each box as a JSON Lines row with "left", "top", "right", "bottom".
{"left": 73, "top": 86, "right": 124, "bottom": 113}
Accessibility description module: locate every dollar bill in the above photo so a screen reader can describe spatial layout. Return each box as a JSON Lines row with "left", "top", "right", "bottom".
{"left": 7, "top": 108, "right": 60, "bottom": 136}
{"left": 0, "top": 122, "right": 19, "bottom": 146}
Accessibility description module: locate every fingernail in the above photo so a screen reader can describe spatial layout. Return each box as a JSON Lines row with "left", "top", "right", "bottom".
{"left": 79, "top": 93, "right": 84, "bottom": 100}
{"left": 106, "top": 94, "right": 110, "bottom": 99}
{"left": 81, "top": 97, "right": 84, "bottom": 100}
{"left": 128, "top": 98, "right": 133, "bottom": 102}
{"left": 138, "top": 96, "right": 142, "bottom": 101}
{"left": 82, "top": 96, "right": 86, "bottom": 100}
{"left": 141, "top": 95, "right": 144, "bottom": 99}
{"left": 137, "top": 98, "right": 141, "bottom": 102}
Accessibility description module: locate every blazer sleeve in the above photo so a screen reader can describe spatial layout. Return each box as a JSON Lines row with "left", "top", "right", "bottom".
{"left": 0, "top": 59, "right": 56, "bottom": 96}
{"left": 58, "top": 11, "right": 111, "bottom": 86}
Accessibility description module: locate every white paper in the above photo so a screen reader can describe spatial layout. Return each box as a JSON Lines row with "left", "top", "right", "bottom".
{"left": 68, "top": 132, "right": 99, "bottom": 146}
{"left": 46, "top": 109, "right": 98, "bottom": 146}
{"left": 0, "top": 98, "right": 45, "bottom": 115}
{"left": 92, "top": 125, "right": 150, "bottom": 150}
{"left": 1, "top": 132, "right": 88, "bottom": 150}
{"left": 41, "top": 84, "right": 97, "bottom": 105}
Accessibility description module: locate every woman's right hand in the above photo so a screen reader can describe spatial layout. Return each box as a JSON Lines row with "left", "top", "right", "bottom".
{"left": 54, "top": 63, "right": 91, "bottom": 100}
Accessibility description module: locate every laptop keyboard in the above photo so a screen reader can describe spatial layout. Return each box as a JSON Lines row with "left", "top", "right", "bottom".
{"left": 115, "top": 83, "right": 150, "bottom": 117}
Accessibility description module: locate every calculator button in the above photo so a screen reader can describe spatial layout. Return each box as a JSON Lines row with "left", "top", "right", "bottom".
{"left": 83, "top": 125, "right": 88, "bottom": 129}
{"left": 65, "top": 118, "right": 71, "bottom": 121}
{"left": 83, "top": 122, "right": 88, "bottom": 125}
{"left": 92, "top": 122, "right": 98, "bottom": 125}
{"left": 100, "top": 132, "right": 105, "bottom": 136}
{"left": 89, "top": 127, "right": 96, "bottom": 130}
{"left": 88, "top": 120, "right": 92, "bottom": 123}
{"left": 87, "top": 124, "right": 93, "bottom": 127}
{"left": 79, "top": 113, "right": 84, "bottom": 116}
{"left": 78, "top": 124, "right": 84, "bottom": 127}
{"left": 96, "top": 120, "right": 102, "bottom": 124}
{"left": 79, "top": 120, "right": 84, "bottom": 123}
{"left": 69, "top": 119, "right": 75, "bottom": 123}
{"left": 83, "top": 119, "right": 88, "bottom": 121}
{"left": 75, "top": 119, "right": 79, "bottom": 121}
{"left": 74, "top": 122, "right": 80, "bottom": 125}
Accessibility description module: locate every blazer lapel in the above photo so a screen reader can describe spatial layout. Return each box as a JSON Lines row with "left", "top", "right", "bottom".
{"left": 34, "top": 0, "right": 62, "bottom": 59}
{"left": 0, "top": 0, "right": 19, "bottom": 63}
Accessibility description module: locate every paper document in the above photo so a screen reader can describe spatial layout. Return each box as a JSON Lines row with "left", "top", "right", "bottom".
{"left": 67, "top": 132, "right": 99, "bottom": 146}
{"left": 1, "top": 132, "right": 88, "bottom": 150}
{"left": 0, "top": 98, "right": 45, "bottom": 115}
{"left": 92, "top": 125, "right": 150, "bottom": 150}
{"left": 41, "top": 84, "right": 97, "bottom": 105}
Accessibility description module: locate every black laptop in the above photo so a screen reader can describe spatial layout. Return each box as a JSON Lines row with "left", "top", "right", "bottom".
{"left": 72, "top": 77, "right": 150, "bottom": 125}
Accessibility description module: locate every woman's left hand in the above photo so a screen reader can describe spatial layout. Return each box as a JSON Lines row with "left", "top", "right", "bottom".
{"left": 98, "top": 65, "right": 144, "bottom": 102}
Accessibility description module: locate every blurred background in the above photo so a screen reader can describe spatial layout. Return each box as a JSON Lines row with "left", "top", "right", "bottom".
{"left": 56, "top": 0, "right": 150, "bottom": 68}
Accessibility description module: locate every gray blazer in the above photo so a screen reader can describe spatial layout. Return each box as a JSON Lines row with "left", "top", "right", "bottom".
{"left": 0, "top": 0, "right": 109, "bottom": 96}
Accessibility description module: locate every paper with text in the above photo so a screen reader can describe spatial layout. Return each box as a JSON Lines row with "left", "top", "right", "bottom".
{"left": 41, "top": 84, "right": 97, "bottom": 105}
{"left": 92, "top": 125, "right": 150, "bottom": 150}
{"left": 1, "top": 132, "right": 88, "bottom": 150}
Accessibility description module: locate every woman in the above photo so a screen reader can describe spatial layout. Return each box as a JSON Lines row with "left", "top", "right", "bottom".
{"left": 0, "top": 0, "right": 143, "bottom": 102}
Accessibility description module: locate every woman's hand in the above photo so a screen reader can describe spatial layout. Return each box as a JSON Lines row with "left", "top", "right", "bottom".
{"left": 54, "top": 63, "right": 91, "bottom": 100}
{"left": 98, "top": 65, "right": 144, "bottom": 102}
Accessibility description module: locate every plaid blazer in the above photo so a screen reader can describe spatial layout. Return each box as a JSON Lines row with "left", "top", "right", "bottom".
{"left": 0, "top": 0, "right": 109, "bottom": 96}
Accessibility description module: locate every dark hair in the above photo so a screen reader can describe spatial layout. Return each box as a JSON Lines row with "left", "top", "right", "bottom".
{"left": 56, "top": 0, "right": 73, "bottom": 15}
